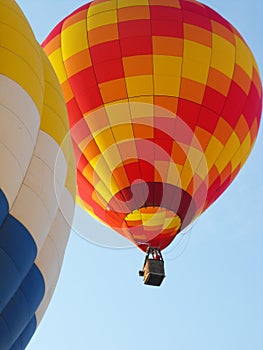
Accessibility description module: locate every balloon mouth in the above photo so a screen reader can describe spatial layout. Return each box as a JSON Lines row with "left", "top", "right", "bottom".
{"left": 122, "top": 206, "right": 182, "bottom": 246}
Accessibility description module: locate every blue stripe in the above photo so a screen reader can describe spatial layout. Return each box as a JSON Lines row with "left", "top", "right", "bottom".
{"left": 0, "top": 213, "right": 38, "bottom": 312}
{"left": 0, "top": 265, "right": 45, "bottom": 349}
{"left": 9, "top": 317, "right": 37, "bottom": 350}
{"left": 0, "top": 190, "right": 45, "bottom": 349}
{"left": 0, "top": 189, "right": 8, "bottom": 226}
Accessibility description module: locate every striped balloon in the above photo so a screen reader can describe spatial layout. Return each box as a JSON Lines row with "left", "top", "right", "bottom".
{"left": 0, "top": 1, "right": 75, "bottom": 348}
{"left": 43, "top": 0, "right": 262, "bottom": 251}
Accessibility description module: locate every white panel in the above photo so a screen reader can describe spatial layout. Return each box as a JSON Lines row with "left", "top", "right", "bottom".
{"left": 10, "top": 183, "right": 53, "bottom": 251}
{"left": 10, "top": 131, "right": 69, "bottom": 251}
{"left": 0, "top": 144, "right": 24, "bottom": 206}
{"left": 34, "top": 132, "right": 68, "bottom": 204}
{"left": 0, "top": 75, "right": 40, "bottom": 140}
{"left": 35, "top": 189, "right": 75, "bottom": 325}
{"left": 35, "top": 281, "right": 57, "bottom": 325}
{"left": 36, "top": 236, "right": 60, "bottom": 290}
{"left": 0, "top": 74, "right": 40, "bottom": 206}
{"left": 57, "top": 187, "right": 75, "bottom": 235}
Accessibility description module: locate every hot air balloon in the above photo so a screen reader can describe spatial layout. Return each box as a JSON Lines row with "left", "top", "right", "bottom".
{"left": 43, "top": 0, "right": 262, "bottom": 286}
{"left": 0, "top": 0, "right": 75, "bottom": 347}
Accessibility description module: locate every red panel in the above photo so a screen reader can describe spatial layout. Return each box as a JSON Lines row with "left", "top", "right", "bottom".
{"left": 154, "top": 139, "right": 173, "bottom": 158}
{"left": 205, "top": 176, "right": 220, "bottom": 208}
{"left": 118, "top": 20, "right": 151, "bottom": 38}
{"left": 71, "top": 85, "right": 102, "bottom": 113}
{"left": 153, "top": 127, "right": 170, "bottom": 140}
{"left": 140, "top": 161, "right": 155, "bottom": 182}
{"left": 94, "top": 59, "right": 124, "bottom": 83}
{"left": 183, "top": 10, "right": 211, "bottom": 31}
{"left": 197, "top": 106, "right": 219, "bottom": 134}
{"left": 243, "top": 82, "right": 262, "bottom": 128}
{"left": 151, "top": 19, "right": 183, "bottom": 38}
{"left": 222, "top": 81, "right": 247, "bottom": 128}
{"left": 90, "top": 40, "right": 122, "bottom": 63}
{"left": 69, "top": 67, "right": 97, "bottom": 89}
{"left": 202, "top": 86, "right": 226, "bottom": 114}
{"left": 150, "top": 6, "right": 182, "bottom": 21}
{"left": 120, "top": 36, "right": 153, "bottom": 56}
{"left": 179, "top": 0, "right": 208, "bottom": 17}
{"left": 67, "top": 98, "right": 84, "bottom": 127}
{"left": 77, "top": 153, "right": 89, "bottom": 173}
{"left": 177, "top": 99, "right": 201, "bottom": 128}
{"left": 124, "top": 162, "right": 142, "bottom": 183}
{"left": 77, "top": 170, "right": 94, "bottom": 201}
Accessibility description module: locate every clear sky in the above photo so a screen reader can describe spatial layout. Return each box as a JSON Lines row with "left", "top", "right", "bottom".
{"left": 15, "top": 1, "right": 263, "bottom": 349}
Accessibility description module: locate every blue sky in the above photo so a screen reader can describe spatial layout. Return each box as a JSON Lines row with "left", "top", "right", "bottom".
{"left": 15, "top": 1, "right": 263, "bottom": 349}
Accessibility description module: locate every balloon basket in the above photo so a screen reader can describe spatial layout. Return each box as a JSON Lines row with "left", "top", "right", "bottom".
{"left": 139, "top": 248, "right": 165, "bottom": 286}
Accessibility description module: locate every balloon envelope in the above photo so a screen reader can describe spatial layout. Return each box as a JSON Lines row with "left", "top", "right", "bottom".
{"left": 0, "top": 1, "right": 75, "bottom": 348}
{"left": 43, "top": 0, "right": 262, "bottom": 251}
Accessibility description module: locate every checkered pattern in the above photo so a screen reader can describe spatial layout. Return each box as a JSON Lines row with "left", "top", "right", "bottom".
{"left": 43, "top": 0, "right": 262, "bottom": 251}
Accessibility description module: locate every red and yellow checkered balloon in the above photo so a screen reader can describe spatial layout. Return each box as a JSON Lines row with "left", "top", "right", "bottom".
{"left": 43, "top": 0, "right": 262, "bottom": 251}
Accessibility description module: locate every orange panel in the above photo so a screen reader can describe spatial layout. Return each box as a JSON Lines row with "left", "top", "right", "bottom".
{"left": 207, "top": 67, "right": 231, "bottom": 96}
{"left": 213, "top": 118, "right": 233, "bottom": 145}
{"left": 180, "top": 78, "right": 206, "bottom": 104}
{"left": 184, "top": 24, "right": 212, "bottom": 47}
{"left": 152, "top": 36, "right": 183, "bottom": 57}
{"left": 88, "top": 24, "right": 119, "bottom": 46}
{"left": 123, "top": 55, "right": 153, "bottom": 77}
{"left": 118, "top": 6, "right": 150, "bottom": 21}
{"left": 99, "top": 78, "right": 128, "bottom": 103}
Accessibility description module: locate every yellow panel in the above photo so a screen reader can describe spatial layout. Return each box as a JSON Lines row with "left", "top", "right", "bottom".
{"left": 87, "top": 10, "right": 117, "bottom": 30}
{"left": 94, "top": 181, "right": 113, "bottom": 203}
{"left": 166, "top": 163, "right": 183, "bottom": 186}
{"left": 112, "top": 124, "right": 134, "bottom": 141}
{"left": 235, "top": 35, "right": 253, "bottom": 79}
{"left": 186, "top": 146, "right": 206, "bottom": 172}
{"left": 211, "top": 34, "right": 235, "bottom": 78}
{"left": 88, "top": 0, "right": 117, "bottom": 15}
{"left": 205, "top": 136, "right": 224, "bottom": 169}
{"left": 194, "top": 155, "right": 209, "bottom": 180}
{"left": 126, "top": 75, "right": 153, "bottom": 96}
{"left": 48, "top": 49, "right": 68, "bottom": 83}
{"left": 153, "top": 55, "right": 182, "bottom": 77}
{"left": 230, "top": 147, "right": 242, "bottom": 171}
{"left": 215, "top": 131, "right": 241, "bottom": 172}
{"left": 109, "top": 177, "right": 122, "bottom": 196}
{"left": 102, "top": 144, "right": 123, "bottom": 172}
{"left": 89, "top": 154, "right": 101, "bottom": 168}
{"left": 163, "top": 215, "right": 181, "bottom": 230}
{"left": 61, "top": 20, "right": 88, "bottom": 60}
{"left": 182, "top": 58, "right": 210, "bottom": 84}
{"left": 240, "top": 133, "right": 252, "bottom": 163}
{"left": 118, "top": 0, "right": 149, "bottom": 8}
{"left": 94, "top": 128, "right": 116, "bottom": 152}
{"left": 126, "top": 210, "right": 142, "bottom": 221}
{"left": 106, "top": 102, "right": 131, "bottom": 125}
{"left": 90, "top": 159, "right": 112, "bottom": 186}
{"left": 0, "top": 46, "right": 43, "bottom": 114}
{"left": 0, "top": 16, "right": 43, "bottom": 112}
{"left": 180, "top": 166, "right": 194, "bottom": 190}
{"left": 130, "top": 101, "right": 154, "bottom": 119}
{"left": 183, "top": 40, "right": 211, "bottom": 65}
{"left": 154, "top": 75, "right": 181, "bottom": 96}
